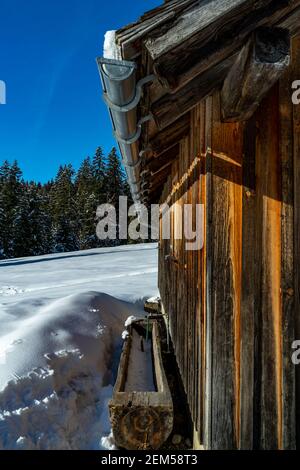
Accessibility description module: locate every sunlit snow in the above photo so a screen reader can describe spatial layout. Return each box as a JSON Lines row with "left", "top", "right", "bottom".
{"left": 0, "top": 243, "right": 158, "bottom": 449}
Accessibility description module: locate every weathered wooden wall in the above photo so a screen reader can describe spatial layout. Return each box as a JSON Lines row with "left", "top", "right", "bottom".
{"left": 158, "top": 35, "right": 300, "bottom": 450}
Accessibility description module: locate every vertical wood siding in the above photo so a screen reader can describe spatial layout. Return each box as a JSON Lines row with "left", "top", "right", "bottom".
{"left": 158, "top": 35, "right": 300, "bottom": 449}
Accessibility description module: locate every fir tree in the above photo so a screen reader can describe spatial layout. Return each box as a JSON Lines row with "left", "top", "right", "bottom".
{"left": 106, "top": 147, "right": 125, "bottom": 206}
{"left": 0, "top": 148, "right": 137, "bottom": 258}
{"left": 0, "top": 193, "right": 6, "bottom": 258}
{"left": 0, "top": 160, "right": 22, "bottom": 258}
{"left": 80, "top": 192, "right": 99, "bottom": 249}
{"left": 92, "top": 146, "right": 107, "bottom": 205}
{"left": 51, "top": 164, "right": 79, "bottom": 252}
{"left": 75, "top": 157, "right": 98, "bottom": 249}
{"left": 13, "top": 183, "right": 53, "bottom": 257}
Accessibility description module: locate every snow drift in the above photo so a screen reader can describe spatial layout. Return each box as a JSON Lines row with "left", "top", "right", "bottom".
{"left": 0, "top": 244, "right": 158, "bottom": 449}
{"left": 0, "top": 292, "right": 145, "bottom": 450}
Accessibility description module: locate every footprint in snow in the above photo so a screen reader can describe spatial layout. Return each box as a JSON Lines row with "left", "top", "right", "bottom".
{"left": 0, "top": 286, "right": 25, "bottom": 296}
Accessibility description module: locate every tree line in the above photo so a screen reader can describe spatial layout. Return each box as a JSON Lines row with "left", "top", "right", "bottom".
{"left": 0, "top": 147, "right": 133, "bottom": 259}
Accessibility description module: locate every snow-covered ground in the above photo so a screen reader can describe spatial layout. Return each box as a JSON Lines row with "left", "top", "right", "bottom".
{"left": 0, "top": 243, "right": 158, "bottom": 450}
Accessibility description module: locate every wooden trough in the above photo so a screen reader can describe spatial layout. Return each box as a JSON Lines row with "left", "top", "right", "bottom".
{"left": 109, "top": 320, "right": 173, "bottom": 450}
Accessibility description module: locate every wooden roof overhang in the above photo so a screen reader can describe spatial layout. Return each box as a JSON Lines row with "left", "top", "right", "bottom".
{"left": 113, "top": 0, "right": 300, "bottom": 204}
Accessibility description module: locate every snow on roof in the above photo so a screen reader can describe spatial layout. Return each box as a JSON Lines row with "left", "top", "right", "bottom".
{"left": 103, "top": 30, "right": 122, "bottom": 60}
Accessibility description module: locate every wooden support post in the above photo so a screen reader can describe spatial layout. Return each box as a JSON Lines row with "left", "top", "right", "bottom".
{"left": 221, "top": 28, "right": 290, "bottom": 122}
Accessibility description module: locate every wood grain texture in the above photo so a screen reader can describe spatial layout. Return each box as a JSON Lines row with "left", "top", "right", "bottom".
{"left": 240, "top": 116, "right": 257, "bottom": 449}
{"left": 210, "top": 94, "right": 243, "bottom": 449}
{"left": 149, "top": 114, "right": 190, "bottom": 156}
{"left": 116, "top": 0, "right": 197, "bottom": 59}
{"left": 110, "top": 321, "right": 173, "bottom": 450}
{"left": 256, "top": 86, "right": 282, "bottom": 450}
{"left": 291, "top": 35, "right": 300, "bottom": 450}
{"left": 146, "top": 0, "right": 247, "bottom": 60}
{"left": 221, "top": 28, "right": 290, "bottom": 122}
{"left": 155, "top": 34, "right": 300, "bottom": 450}
{"left": 148, "top": 0, "right": 299, "bottom": 90}
{"left": 279, "top": 56, "right": 296, "bottom": 449}
{"left": 151, "top": 55, "right": 237, "bottom": 130}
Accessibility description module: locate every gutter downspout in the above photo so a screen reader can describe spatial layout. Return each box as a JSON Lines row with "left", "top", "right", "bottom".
{"left": 97, "top": 57, "right": 155, "bottom": 203}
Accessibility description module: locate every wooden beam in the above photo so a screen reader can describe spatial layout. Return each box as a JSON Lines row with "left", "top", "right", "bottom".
{"left": 280, "top": 5, "right": 300, "bottom": 37}
{"left": 147, "top": 185, "right": 166, "bottom": 204}
{"left": 221, "top": 28, "right": 290, "bottom": 122}
{"left": 146, "top": 0, "right": 248, "bottom": 60}
{"left": 149, "top": 165, "right": 174, "bottom": 191}
{"left": 145, "top": 0, "right": 300, "bottom": 91}
{"left": 149, "top": 114, "right": 190, "bottom": 156}
{"left": 116, "top": 0, "right": 196, "bottom": 59}
{"left": 147, "top": 144, "right": 179, "bottom": 174}
{"left": 151, "top": 55, "right": 237, "bottom": 130}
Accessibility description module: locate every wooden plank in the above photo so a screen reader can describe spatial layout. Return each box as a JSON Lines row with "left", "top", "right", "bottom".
{"left": 279, "top": 50, "right": 296, "bottom": 449}
{"left": 147, "top": 144, "right": 179, "bottom": 174}
{"left": 149, "top": 114, "right": 190, "bottom": 156}
{"left": 182, "top": 138, "right": 189, "bottom": 395}
{"left": 239, "top": 116, "right": 257, "bottom": 449}
{"left": 186, "top": 135, "right": 193, "bottom": 423}
{"left": 119, "top": 11, "right": 180, "bottom": 59}
{"left": 291, "top": 34, "right": 300, "bottom": 450}
{"left": 204, "top": 97, "right": 213, "bottom": 450}
{"left": 146, "top": 0, "right": 247, "bottom": 60}
{"left": 256, "top": 86, "right": 282, "bottom": 449}
{"left": 221, "top": 28, "right": 290, "bottom": 122}
{"left": 279, "top": 5, "right": 300, "bottom": 37}
{"left": 149, "top": 165, "right": 174, "bottom": 193}
{"left": 210, "top": 93, "right": 243, "bottom": 449}
{"left": 116, "top": 0, "right": 196, "bottom": 59}
{"left": 191, "top": 106, "right": 201, "bottom": 433}
{"left": 199, "top": 102, "right": 206, "bottom": 443}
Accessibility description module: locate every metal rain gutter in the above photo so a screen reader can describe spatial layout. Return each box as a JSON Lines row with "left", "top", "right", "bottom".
{"left": 97, "top": 57, "right": 155, "bottom": 203}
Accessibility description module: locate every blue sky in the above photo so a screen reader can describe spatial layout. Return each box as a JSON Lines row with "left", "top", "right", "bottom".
{"left": 0, "top": 0, "right": 161, "bottom": 182}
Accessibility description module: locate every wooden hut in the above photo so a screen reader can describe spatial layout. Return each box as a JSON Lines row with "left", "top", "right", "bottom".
{"left": 99, "top": 0, "right": 300, "bottom": 449}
